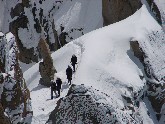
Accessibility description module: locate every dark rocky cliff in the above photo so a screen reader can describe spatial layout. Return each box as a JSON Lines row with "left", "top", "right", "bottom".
{"left": 0, "top": 33, "right": 32, "bottom": 124}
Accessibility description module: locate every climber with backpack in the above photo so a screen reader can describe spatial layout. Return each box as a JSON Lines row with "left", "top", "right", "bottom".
{"left": 70, "top": 54, "right": 77, "bottom": 72}
{"left": 56, "top": 78, "right": 62, "bottom": 97}
{"left": 66, "top": 65, "right": 73, "bottom": 85}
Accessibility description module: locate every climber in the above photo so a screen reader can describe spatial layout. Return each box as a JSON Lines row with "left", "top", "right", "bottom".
{"left": 50, "top": 80, "right": 56, "bottom": 99}
{"left": 66, "top": 65, "right": 73, "bottom": 85}
{"left": 56, "top": 78, "right": 62, "bottom": 97}
{"left": 70, "top": 54, "right": 77, "bottom": 72}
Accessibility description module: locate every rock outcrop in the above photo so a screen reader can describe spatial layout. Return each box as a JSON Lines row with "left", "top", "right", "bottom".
{"left": 0, "top": 103, "right": 11, "bottom": 124}
{"left": 1, "top": 74, "right": 32, "bottom": 124}
{"left": 0, "top": 32, "right": 32, "bottom": 124}
{"left": 102, "top": 0, "right": 163, "bottom": 26}
{"left": 146, "top": 0, "right": 162, "bottom": 25}
{"left": 47, "top": 84, "right": 145, "bottom": 124}
{"left": 130, "top": 41, "right": 145, "bottom": 63}
{"left": 8, "top": 0, "right": 63, "bottom": 63}
{"left": 146, "top": 81, "right": 165, "bottom": 121}
{"left": 130, "top": 30, "right": 165, "bottom": 123}
{"left": 38, "top": 38, "right": 56, "bottom": 87}
{"left": 9, "top": 0, "right": 39, "bottom": 63}
{"left": 130, "top": 40, "right": 151, "bottom": 78}
{"left": 0, "top": 74, "right": 11, "bottom": 124}
{"left": 0, "top": 33, "right": 6, "bottom": 73}
{"left": 102, "top": 0, "right": 142, "bottom": 26}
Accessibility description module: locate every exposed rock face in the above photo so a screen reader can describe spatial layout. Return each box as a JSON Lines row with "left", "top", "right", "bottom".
{"left": 8, "top": 0, "right": 63, "bottom": 63}
{"left": 146, "top": 81, "right": 165, "bottom": 121}
{"left": 130, "top": 40, "right": 151, "bottom": 78}
{"left": 0, "top": 74, "right": 11, "bottom": 124}
{"left": 10, "top": 3, "right": 24, "bottom": 19}
{"left": 0, "top": 103, "right": 11, "bottom": 124}
{"left": 47, "top": 84, "right": 145, "bottom": 124}
{"left": 9, "top": 1, "right": 39, "bottom": 63}
{"left": 51, "top": 19, "right": 60, "bottom": 51}
{"left": 130, "top": 30, "right": 165, "bottom": 122}
{"left": 38, "top": 38, "right": 56, "bottom": 87}
{"left": 1, "top": 75, "right": 32, "bottom": 124}
{"left": 146, "top": 0, "right": 162, "bottom": 25}
{"left": 102, "top": 0, "right": 142, "bottom": 26}
{"left": 1, "top": 0, "right": 103, "bottom": 64}
{"left": 0, "top": 32, "right": 32, "bottom": 124}
{"left": 130, "top": 41, "right": 145, "bottom": 63}
{"left": 0, "top": 33, "right": 6, "bottom": 72}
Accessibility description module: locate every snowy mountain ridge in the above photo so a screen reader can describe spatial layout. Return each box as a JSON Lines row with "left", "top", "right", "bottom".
{"left": 0, "top": 0, "right": 165, "bottom": 124}
{"left": 22, "top": 5, "right": 165, "bottom": 124}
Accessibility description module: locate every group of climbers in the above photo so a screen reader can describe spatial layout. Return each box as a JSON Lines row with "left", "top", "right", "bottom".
{"left": 50, "top": 78, "right": 62, "bottom": 99}
{"left": 50, "top": 54, "right": 77, "bottom": 99}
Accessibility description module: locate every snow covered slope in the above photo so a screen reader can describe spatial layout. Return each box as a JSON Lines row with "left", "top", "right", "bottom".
{"left": 49, "top": 4, "right": 165, "bottom": 123}
{"left": 53, "top": 5, "right": 161, "bottom": 93}
{"left": 53, "top": 0, "right": 102, "bottom": 42}
{"left": 23, "top": 5, "right": 165, "bottom": 124}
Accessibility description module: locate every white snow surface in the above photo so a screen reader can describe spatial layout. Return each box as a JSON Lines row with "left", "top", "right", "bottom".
{"left": 23, "top": 5, "right": 164, "bottom": 124}
{"left": 5, "top": 32, "right": 17, "bottom": 75}
{"left": 54, "top": 0, "right": 102, "bottom": 34}
{"left": 0, "top": 32, "right": 4, "bottom": 37}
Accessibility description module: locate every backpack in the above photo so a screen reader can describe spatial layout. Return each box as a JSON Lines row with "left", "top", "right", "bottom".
{"left": 51, "top": 81, "right": 56, "bottom": 90}
{"left": 66, "top": 67, "right": 72, "bottom": 76}
{"left": 71, "top": 55, "right": 77, "bottom": 64}
{"left": 56, "top": 78, "right": 62, "bottom": 89}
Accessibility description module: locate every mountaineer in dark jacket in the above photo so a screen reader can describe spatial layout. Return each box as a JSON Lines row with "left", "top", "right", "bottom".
{"left": 66, "top": 65, "right": 73, "bottom": 85}
{"left": 50, "top": 80, "right": 56, "bottom": 99}
{"left": 70, "top": 54, "right": 77, "bottom": 72}
{"left": 56, "top": 78, "right": 62, "bottom": 97}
